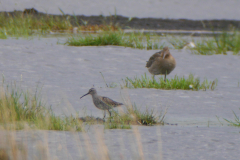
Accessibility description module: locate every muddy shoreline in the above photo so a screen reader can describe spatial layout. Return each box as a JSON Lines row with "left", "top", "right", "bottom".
{"left": 2, "top": 9, "right": 240, "bottom": 31}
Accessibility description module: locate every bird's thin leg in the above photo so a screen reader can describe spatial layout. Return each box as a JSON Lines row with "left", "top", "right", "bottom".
{"left": 164, "top": 71, "right": 168, "bottom": 82}
{"left": 108, "top": 110, "right": 112, "bottom": 122}
{"left": 103, "top": 110, "right": 106, "bottom": 122}
{"left": 152, "top": 75, "right": 155, "bottom": 83}
{"left": 108, "top": 110, "right": 111, "bottom": 117}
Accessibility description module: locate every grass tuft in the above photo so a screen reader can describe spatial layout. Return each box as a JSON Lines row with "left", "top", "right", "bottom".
{"left": 67, "top": 31, "right": 125, "bottom": 46}
{"left": 104, "top": 103, "right": 166, "bottom": 129}
{"left": 123, "top": 73, "right": 217, "bottom": 90}
{"left": 224, "top": 109, "right": 240, "bottom": 127}
{"left": 0, "top": 83, "right": 83, "bottom": 131}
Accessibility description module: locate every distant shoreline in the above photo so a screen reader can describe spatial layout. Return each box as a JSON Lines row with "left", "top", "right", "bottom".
{"left": 2, "top": 9, "right": 240, "bottom": 31}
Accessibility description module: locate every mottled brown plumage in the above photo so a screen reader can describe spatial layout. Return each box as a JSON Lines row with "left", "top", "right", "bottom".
{"left": 80, "top": 88, "right": 123, "bottom": 120}
{"left": 146, "top": 47, "right": 176, "bottom": 81}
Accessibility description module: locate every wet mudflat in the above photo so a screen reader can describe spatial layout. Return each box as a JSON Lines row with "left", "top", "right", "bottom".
{"left": 0, "top": 37, "right": 239, "bottom": 159}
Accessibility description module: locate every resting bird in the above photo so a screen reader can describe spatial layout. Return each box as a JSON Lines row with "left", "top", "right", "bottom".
{"left": 80, "top": 88, "right": 123, "bottom": 120}
{"left": 146, "top": 47, "right": 176, "bottom": 82}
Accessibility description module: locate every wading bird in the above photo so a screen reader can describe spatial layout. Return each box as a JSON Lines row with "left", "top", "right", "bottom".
{"left": 146, "top": 47, "right": 176, "bottom": 82}
{"left": 80, "top": 88, "right": 123, "bottom": 120}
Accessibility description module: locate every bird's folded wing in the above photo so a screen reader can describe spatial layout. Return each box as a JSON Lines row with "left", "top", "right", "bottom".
{"left": 101, "top": 97, "right": 123, "bottom": 106}
{"left": 146, "top": 51, "right": 162, "bottom": 68}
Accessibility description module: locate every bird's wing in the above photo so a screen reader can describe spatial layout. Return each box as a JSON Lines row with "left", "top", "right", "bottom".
{"left": 146, "top": 51, "right": 162, "bottom": 68}
{"left": 101, "top": 96, "right": 123, "bottom": 107}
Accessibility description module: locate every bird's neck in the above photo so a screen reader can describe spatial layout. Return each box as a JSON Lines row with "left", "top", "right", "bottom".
{"left": 91, "top": 93, "right": 98, "bottom": 98}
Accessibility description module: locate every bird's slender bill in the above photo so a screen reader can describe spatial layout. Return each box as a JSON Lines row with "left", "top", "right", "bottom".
{"left": 163, "top": 51, "right": 167, "bottom": 59}
{"left": 80, "top": 92, "right": 89, "bottom": 99}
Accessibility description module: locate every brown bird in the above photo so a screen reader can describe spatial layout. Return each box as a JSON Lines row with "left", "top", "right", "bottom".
{"left": 146, "top": 47, "right": 176, "bottom": 82}
{"left": 80, "top": 88, "right": 123, "bottom": 120}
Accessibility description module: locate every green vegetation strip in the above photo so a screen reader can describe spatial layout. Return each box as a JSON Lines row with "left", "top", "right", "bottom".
{"left": 124, "top": 73, "right": 217, "bottom": 90}
{"left": 1, "top": 11, "right": 239, "bottom": 55}
{"left": 0, "top": 84, "right": 82, "bottom": 131}
{"left": 0, "top": 13, "right": 73, "bottom": 38}
{"left": 66, "top": 31, "right": 164, "bottom": 50}
{"left": 105, "top": 104, "right": 166, "bottom": 129}
{"left": 67, "top": 31, "right": 240, "bottom": 54}
{"left": 169, "top": 31, "right": 240, "bottom": 55}
{"left": 192, "top": 31, "right": 240, "bottom": 55}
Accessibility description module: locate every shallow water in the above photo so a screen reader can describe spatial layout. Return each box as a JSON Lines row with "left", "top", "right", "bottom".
{"left": 1, "top": 125, "right": 240, "bottom": 160}
{"left": 0, "top": 37, "right": 240, "bottom": 159}
{"left": 1, "top": 0, "right": 240, "bottom": 20}
{"left": 0, "top": 37, "right": 239, "bottom": 124}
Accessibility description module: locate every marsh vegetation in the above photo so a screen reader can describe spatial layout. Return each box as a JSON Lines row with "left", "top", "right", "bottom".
{"left": 66, "top": 31, "right": 240, "bottom": 55}
{"left": 0, "top": 81, "right": 166, "bottom": 131}
{"left": 0, "top": 11, "right": 118, "bottom": 38}
{"left": 66, "top": 31, "right": 164, "bottom": 50}
{"left": 224, "top": 109, "right": 240, "bottom": 127}
{"left": 0, "top": 82, "right": 83, "bottom": 131}
{"left": 123, "top": 73, "right": 217, "bottom": 91}
{"left": 104, "top": 104, "right": 166, "bottom": 129}
{"left": 1, "top": 11, "right": 239, "bottom": 56}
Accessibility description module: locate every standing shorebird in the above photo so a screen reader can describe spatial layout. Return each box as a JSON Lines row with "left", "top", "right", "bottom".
{"left": 146, "top": 47, "right": 176, "bottom": 82}
{"left": 80, "top": 88, "right": 123, "bottom": 120}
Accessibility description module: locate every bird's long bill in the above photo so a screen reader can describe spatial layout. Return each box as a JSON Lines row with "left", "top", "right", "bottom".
{"left": 163, "top": 52, "right": 167, "bottom": 59}
{"left": 80, "top": 92, "right": 89, "bottom": 99}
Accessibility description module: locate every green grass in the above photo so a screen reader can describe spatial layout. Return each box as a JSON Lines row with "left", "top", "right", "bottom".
{"left": 168, "top": 31, "right": 240, "bottom": 55}
{"left": 0, "top": 81, "right": 167, "bottom": 131}
{"left": 2, "top": 10, "right": 239, "bottom": 55}
{"left": 67, "top": 31, "right": 240, "bottom": 54}
{"left": 0, "top": 12, "right": 119, "bottom": 38}
{"left": 224, "top": 109, "right": 240, "bottom": 127}
{"left": 213, "top": 31, "right": 240, "bottom": 55}
{"left": 104, "top": 104, "right": 166, "bottom": 129}
{"left": 0, "top": 12, "right": 73, "bottom": 38}
{"left": 192, "top": 39, "right": 218, "bottom": 55}
{"left": 66, "top": 31, "right": 164, "bottom": 50}
{"left": 123, "top": 73, "right": 217, "bottom": 90}
{"left": 168, "top": 38, "right": 188, "bottom": 49}
{"left": 0, "top": 83, "right": 83, "bottom": 131}
{"left": 67, "top": 31, "right": 126, "bottom": 46}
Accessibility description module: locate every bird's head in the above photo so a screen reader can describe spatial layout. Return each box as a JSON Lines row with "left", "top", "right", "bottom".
{"left": 80, "top": 88, "right": 97, "bottom": 99}
{"left": 162, "top": 47, "right": 170, "bottom": 59}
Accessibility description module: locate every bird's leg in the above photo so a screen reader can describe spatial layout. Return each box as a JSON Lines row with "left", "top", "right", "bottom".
{"left": 152, "top": 75, "right": 155, "bottom": 83}
{"left": 108, "top": 110, "right": 112, "bottom": 122}
{"left": 108, "top": 110, "right": 112, "bottom": 117}
{"left": 164, "top": 70, "right": 168, "bottom": 82}
{"left": 103, "top": 110, "right": 106, "bottom": 122}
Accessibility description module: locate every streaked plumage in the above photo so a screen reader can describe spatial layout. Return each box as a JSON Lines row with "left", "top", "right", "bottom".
{"left": 80, "top": 88, "right": 123, "bottom": 120}
{"left": 146, "top": 47, "right": 176, "bottom": 81}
